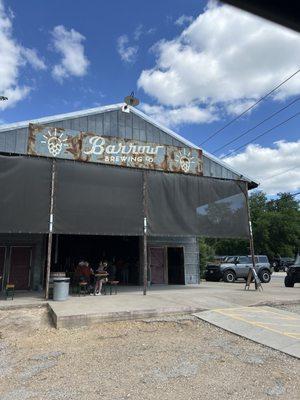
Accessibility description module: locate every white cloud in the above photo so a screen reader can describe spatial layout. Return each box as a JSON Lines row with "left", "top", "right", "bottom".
{"left": 133, "top": 24, "right": 155, "bottom": 41}
{"left": 51, "top": 25, "right": 90, "bottom": 82}
{"left": 0, "top": 0, "right": 45, "bottom": 110}
{"left": 117, "top": 34, "right": 138, "bottom": 64}
{"left": 223, "top": 141, "right": 300, "bottom": 195}
{"left": 134, "top": 24, "right": 143, "bottom": 41}
{"left": 138, "top": 1, "right": 300, "bottom": 119}
{"left": 139, "top": 103, "right": 217, "bottom": 127}
{"left": 225, "top": 99, "right": 257, "bottom": 116}
{"left": 175, "top": 15, "right": 194, "bottom": 26}
{"left": 21, "top": 47, "right": 46, "bottom": 70}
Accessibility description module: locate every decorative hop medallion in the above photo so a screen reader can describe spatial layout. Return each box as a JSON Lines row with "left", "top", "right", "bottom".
{"left": 41, "top": 129, "right": 68, "bottom": 157}
{"left": 175, "top": 149, "right": 196, "bottom": 173}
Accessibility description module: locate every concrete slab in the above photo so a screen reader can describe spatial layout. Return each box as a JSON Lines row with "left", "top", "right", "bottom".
{"left": 0, "top": 292, "right": 45, "bottom": 310}
{"left": 194, "top": 306, "right": 300, "bottom": 359}
{"left": 2, "top": 276, "right": 299, "bottom": 329}
{"left": 49, "top": 287, "right": 237, "bottom": 328}
{"left": 48, "top": 278, "right": 300, "bottom": 329}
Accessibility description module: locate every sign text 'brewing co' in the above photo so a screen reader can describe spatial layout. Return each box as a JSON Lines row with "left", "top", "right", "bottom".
{"left": 28, "top": 123, "right": 203, "bottom": 175}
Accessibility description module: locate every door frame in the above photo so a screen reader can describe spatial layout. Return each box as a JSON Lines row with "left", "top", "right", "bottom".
{"left": 166, "top": 245, "right": 185, "bottom": 285}
{"left": 148, "top": 246, "right": 168, "bottom": 284}
{"left": 7, "top": 246, "right": 33, "bottom": 290}
{"left": 148, "top": 245, "right": 186, "bottom": 285}
{"left": 0, "top": 246, "right": 7, "bottom": 291}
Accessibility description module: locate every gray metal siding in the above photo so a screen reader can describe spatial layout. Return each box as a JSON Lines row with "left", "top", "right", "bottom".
{"left": 0, "top": 110, "right": 185, "bottom": 150}
{"left": 202, "top": 154, "right": 240, "bottom": 180}
{"left": 0, "top": 109, "right": 239, "bottom": 180}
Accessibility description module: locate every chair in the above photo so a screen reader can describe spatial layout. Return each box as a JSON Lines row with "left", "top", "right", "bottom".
{"left": 5, "top": 284, "right": 15, "bottom": 300}
{"left": 77, "top": 281, "right": 88, "bottom": 296}
{"left": 103, "top": 280, "right": 119, "bottom": 295}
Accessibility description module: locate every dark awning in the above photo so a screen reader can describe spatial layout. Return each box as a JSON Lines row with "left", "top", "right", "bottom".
{"left": 0, "top": 155, "right": 250, "bottom": 239}
{"left": 147, "top": 171, "right": 249, "bottom": 238}
{"left": 53, "top": 160, "right": 143, "bottom": 235}
{"left": 0, "top": 155, "right": 52, "bottom": 233}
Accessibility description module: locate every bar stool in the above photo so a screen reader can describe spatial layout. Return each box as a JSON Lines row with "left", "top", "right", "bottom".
{"left": 103, "top": 280, "right": 119, "bottom": 295}
{"left": 77, "top": 281, "right": 88, "bottom": 296}
{"left": 5, "top": 284, "right": 15, "bottom": 300}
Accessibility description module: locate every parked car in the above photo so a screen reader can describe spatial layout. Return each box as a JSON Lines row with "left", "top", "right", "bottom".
{"left": 205, "top": 255, "right": 272, "bottom": 283}
{"left": 271, "top": 256, "right": 295, "bottom": 272}
{"left": 284, "top": 254, "right": 300, "bottom": 287}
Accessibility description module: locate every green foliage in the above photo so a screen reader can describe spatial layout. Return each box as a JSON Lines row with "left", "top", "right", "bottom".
{"left": 199, "top": 192, "right": 300, "bottom": 262}
{"left": 198, "top": 238, "right": 215, "bottom": 278}
{"left": 250, "top": 192, "right": 300, "bottom": 258}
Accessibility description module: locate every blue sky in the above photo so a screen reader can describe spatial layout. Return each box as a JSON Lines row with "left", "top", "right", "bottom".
{"left": 0, "top": 0, "right": 299, "bottom": 194}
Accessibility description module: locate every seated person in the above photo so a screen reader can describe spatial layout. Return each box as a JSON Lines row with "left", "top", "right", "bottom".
{"left": 93, "top": 260, "right": 109, "bottom": 296}
{"left": 74, "top": 261, "right": 93, "bottom": 284}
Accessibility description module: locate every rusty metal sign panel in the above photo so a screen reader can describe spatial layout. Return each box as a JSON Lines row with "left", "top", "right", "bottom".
{"left": 28, "top": 123, "right": 203, "bottom": 175}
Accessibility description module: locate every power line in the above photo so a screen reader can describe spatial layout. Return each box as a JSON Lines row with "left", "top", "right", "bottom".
{"left": 220, "top": 110, "right": 300, "bottom": 159}
{"left": 260, "top": 165, "right": 300, "bottom": 182}
{"left": 212, "top": 97, "right": 300, "bottom": 154}
{"left": 200, "top": 68, "right": 300, "bottom": 146}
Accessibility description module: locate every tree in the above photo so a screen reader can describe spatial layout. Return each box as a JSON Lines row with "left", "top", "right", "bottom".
{"left": 200, "top": 191, "right": 300, "bottom": 262}
{"left": 265, "top": 193, "right": 300, "bottom": 257}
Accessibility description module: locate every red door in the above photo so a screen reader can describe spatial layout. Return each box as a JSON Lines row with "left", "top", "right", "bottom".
{"left": 9, "top": 247, "right": 32, "bottom": 290}
{"left": 0, "top": 247, "right": 6, "bottom": 290}
{"left": 149, "top": 247, "right": 165, "bottom": 284}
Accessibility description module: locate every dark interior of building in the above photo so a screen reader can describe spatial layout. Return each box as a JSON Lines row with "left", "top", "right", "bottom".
{"left": 168, "top": 247, "right": 185, "bottom": 285}
{"left": 51, "top": 235, "right": 140, "bottom": 285}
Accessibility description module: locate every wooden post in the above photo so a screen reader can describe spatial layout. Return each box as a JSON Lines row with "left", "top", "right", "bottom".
{"left": 54, "top": 233, "right": 59, "bottom": 264}
{"left": 244, "top": 182, "right": 263, "bottom": 290}
{"left": 45, "top": 159, "right": 56, "bottom": 300}
{"left": 245, "top": 182, "right": 256, "bottom": 270}
{"left": 143, "top": 171, "right": 148, "bottom": 295}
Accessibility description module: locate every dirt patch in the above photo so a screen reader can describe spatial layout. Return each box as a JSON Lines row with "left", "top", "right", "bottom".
{"left": 0, "top": 308, "right": 299, "bottom": 400}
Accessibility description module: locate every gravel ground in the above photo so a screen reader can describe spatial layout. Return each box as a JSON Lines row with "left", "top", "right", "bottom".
{"left": 0, "top": 307, "right": 299, "bottom": 400}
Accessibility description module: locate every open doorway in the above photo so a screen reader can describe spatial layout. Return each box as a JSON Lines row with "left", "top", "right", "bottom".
{"left": 51, "top": 235, "right": 140, "bottom": 285}
{"left": 167, "top": 247, "right": 185, "bottom": 284}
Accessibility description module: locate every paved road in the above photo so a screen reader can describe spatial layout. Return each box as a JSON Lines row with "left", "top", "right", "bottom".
{"left": 195, "top": 305, "right": 300, "bottom": 358}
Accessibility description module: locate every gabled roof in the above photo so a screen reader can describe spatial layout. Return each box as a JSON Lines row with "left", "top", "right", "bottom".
{"left": 0, "top": 103, "right": 258, "bottom": 187}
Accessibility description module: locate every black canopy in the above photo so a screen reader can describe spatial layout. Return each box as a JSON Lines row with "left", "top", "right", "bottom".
{"left": 0, "top": 155, "right": 249, "bottom": 239}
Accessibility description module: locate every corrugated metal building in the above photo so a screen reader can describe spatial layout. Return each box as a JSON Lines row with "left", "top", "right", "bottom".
{"left": 0, "top": 103, "right": 257, "bottom": 292}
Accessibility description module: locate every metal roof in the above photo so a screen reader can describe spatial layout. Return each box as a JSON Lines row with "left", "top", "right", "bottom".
{"left": 0, "top": 103, "right": 258, "bottom": 187}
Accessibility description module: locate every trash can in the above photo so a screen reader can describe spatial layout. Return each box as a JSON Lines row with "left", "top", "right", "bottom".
{"left": 53, "top": 277, "right": 70, "bottom": 301}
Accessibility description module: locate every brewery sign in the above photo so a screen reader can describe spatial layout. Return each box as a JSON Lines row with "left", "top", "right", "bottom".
{"left": 28, "top": 123, "right": 203, "bottom": 175}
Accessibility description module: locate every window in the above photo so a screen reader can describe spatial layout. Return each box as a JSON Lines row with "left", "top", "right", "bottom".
{"left": 258, "top": 256, "right": 268, "bottom": 263}
{"left": 226, "top": 256, "right": 237, "bottom": 263}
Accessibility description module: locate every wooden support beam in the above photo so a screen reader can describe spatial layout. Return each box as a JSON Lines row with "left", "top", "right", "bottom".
{"left": 45, "top": 159, "right": 56, "bottom": 300}
{"left": 143, "top": 171, "right": 148, "bottom": 295}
